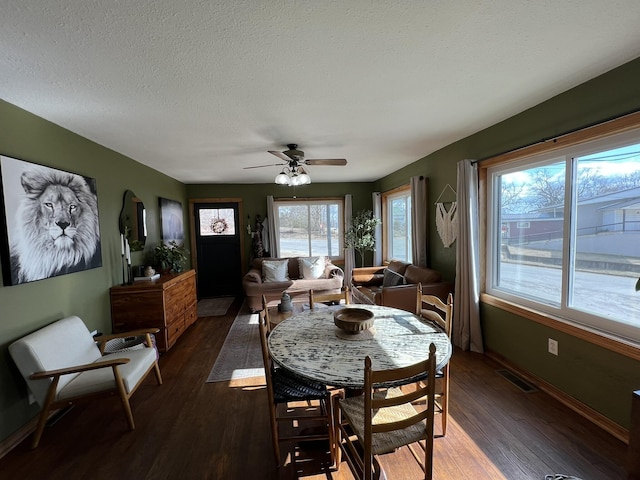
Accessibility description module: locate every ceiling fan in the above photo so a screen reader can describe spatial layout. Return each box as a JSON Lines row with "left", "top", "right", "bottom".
{"left": 243, "top": 144, "right": 347, "bottom": 186}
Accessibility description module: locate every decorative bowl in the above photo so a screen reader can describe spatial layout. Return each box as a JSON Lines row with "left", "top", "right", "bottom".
{"left": 333, "top": 308, "right": 375, "bottom": 334}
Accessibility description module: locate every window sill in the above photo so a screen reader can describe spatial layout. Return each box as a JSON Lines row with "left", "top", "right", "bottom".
{"left": 480, "top": 293, "right": 640, "bottom": 361}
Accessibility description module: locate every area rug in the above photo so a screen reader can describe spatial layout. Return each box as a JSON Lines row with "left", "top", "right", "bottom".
{"left": 197, "top": 296, "right": 235, "bottom": 317}
{"left": 206, "top": 301, "right": 264, "bottom": 382}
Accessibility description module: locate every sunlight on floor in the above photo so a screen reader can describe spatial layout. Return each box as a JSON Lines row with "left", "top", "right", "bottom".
{"left": 431, "top": 414, "right": 508, "bottom": 479}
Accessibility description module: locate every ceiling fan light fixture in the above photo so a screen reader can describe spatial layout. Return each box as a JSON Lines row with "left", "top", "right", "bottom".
{"left": 297, "top": 167, "right": 311, "bottom": 185}
{"left": 275, "top": 171, "right": 290, "bottom": 185}
{"left": 290, "top": 172, "right": 302, "bottom": 186}
{"left": 274, "top": 164, "right": 312, "bottom": 186}
{"left": 259, "top": 144, "right": 346, "bottom": 185}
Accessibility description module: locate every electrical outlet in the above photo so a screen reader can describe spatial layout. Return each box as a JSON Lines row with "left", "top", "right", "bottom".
{"left": 548, "top": 338, "right": 559, "bottom": 356}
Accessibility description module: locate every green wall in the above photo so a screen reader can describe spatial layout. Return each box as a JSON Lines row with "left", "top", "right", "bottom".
{"left": 0, "top": 100, "right": 188, "bottom": 441}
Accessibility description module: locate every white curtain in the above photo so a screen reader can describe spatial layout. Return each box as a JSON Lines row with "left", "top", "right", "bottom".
{"left": 344, "top": 194, "right": 355, "bottom": 287}
{"left": 261, "top": 215, "right": 270, "bottom": 256}
{"left": 266, "top": 195, "right": 278, "bottom": 258}
{"left": 454, "top": 160, "right": 483, "bottom": 352}
{"left": 410, "top": 176, "right": 428, "bottom": 267}
{"left": 372, "top": 192, "right": 382, "bottom": 266}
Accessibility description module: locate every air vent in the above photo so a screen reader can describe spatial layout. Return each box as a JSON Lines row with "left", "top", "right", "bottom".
{"left": 496, "top": 369, "right": 537, "bottom": 393}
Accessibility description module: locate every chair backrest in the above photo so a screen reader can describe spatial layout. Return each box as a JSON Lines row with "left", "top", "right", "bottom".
{"left": 420, "top": 293, "right": 453, "bottom": 338}
{"left": 257, "top": 309, "right": 275, "bottom": 399}
{"left": 380, "top": 283, "right": 421, "bottom": 314}
{"left": 8, "top": 316, "right": 102, "bottom": 406}
{"left": 309, "top": 287, "right": 350, "bottom": 309}
{"left": 364, "top": 343, "right": 437, "bottom": 476}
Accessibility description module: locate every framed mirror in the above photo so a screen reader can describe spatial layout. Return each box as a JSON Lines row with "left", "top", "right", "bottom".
{"left": 119, "top": 190, "right": 146, "bottom": 251}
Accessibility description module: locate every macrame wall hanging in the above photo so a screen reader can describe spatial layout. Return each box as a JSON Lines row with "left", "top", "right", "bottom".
{"left": 434, "top": 184, "right": 457, "bottom": 248}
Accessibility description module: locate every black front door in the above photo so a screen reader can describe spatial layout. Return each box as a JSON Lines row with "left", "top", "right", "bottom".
{"left": 193, "top": 201, "right": 243, "bottom": 298}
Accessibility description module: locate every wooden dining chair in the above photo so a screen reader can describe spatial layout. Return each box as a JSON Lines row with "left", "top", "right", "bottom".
{"left": 257, "top": 309, "right": 335, "bottom": 466}
{"left": 420, "top": 292, "right": 453, "bottom": 437}
{"left": 261, "top": 294, "right": 272, "bottom": 333}
{"left": 333, "top": 343, "right": 438, "bottom": 480}
{"left": 309, "top": 287, "right": 351, "bottom": 309}
{"left": 380, "top": 283, "right": 422, "bottom": 314}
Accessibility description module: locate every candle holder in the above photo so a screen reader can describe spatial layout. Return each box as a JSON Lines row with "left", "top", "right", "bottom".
{"left": 121, "top": 254, "right": 127, "bottom": 286}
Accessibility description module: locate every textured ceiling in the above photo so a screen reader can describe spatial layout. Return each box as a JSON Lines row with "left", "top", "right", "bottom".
{"left": 2, "top": 1, "right": 640, "bottom": 184}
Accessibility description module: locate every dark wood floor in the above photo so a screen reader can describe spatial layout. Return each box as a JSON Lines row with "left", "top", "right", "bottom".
{"left": 0, "top": 297, "right": 628, "bottom": 479}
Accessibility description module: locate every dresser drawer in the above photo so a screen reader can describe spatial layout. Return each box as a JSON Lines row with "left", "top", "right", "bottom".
{"left": 185, "top": 304, "right": 197, "bottom": 327}
{"left": 166, "top": 317, "right": 186, "bottom": 350}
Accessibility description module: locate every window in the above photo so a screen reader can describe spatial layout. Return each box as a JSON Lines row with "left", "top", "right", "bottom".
{"left": 198, "top": 208, "right": 236, "bottom": 236}
{"left": 382, "top": 187, "right": 412, "bottom": 263}
{"left": 486, "top": 129, "right": 640, "bottom": 342}
{"left": 273, "top": 198, "right": 344, "bottom": 259}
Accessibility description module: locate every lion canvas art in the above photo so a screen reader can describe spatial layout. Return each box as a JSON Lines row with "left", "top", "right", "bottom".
{"left": 0, "top": 156, "right": 102, "bottom": 286}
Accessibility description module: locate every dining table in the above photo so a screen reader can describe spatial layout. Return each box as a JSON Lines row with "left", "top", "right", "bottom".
{"left": 267, "top": 303, "right": 452, "bottom": 389}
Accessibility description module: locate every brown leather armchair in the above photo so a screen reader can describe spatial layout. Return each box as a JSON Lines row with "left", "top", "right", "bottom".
{"left": 351, "top": 260, "right": 453, "bottom": 313}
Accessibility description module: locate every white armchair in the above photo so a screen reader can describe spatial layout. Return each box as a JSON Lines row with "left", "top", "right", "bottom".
{"left": 9, "top": 316, "right": 162, "bottom": 448}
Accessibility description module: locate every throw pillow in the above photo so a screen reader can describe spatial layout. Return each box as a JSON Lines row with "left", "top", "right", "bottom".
{"left": 299, "top": 256, "right": 326, "bottom": 279}
{"left": 262, "top": 259, "right": 289, "bottom": 282}
{"left": 382, "top": 268, "right": 405, "bottom": 287}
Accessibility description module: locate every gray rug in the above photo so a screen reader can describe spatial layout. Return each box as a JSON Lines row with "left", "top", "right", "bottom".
{"left": 206, "top": 301, "right": 264, "bottom": 382}
{"left": 197, "top": 296, "right": 235, "bottom": 317}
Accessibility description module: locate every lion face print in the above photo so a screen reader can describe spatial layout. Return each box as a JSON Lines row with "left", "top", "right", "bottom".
{"left": 5, "top": 163, "right": 102, "bottom": 285}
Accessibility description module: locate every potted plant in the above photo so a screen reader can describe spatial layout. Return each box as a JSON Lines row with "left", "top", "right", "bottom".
{"left": 153, "top": 241, "right": 189, "bottom": 273}
{"left": 344, "top": 209, "right": 381, "bottom": 267}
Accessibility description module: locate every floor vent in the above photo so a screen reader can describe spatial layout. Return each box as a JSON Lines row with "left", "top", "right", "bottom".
{"left": 496, "top": 369, "right": 537, "bottom": 393}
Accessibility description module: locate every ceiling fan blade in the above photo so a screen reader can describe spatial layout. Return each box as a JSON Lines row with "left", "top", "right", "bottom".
{"left": 243, "top": 163, "right": 283, "bottom": 169}
{"left": 268, "top": 150, "right": 293, "bottom": 162}
{"left": 304, "top": 158, "right": 347, "bottom": 166}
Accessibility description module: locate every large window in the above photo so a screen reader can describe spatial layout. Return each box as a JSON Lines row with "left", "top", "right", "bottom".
{"left": 486, "top": 129, "right": 640, "bottom": 342}
{"left": 382, "top": 187, "right": 412, "bottom": 263}
{"left": 273, "top": 198, "right": 344, "bottom": 259}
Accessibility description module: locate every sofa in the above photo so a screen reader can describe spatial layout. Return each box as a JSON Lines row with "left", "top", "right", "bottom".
{"left": 350, "top": 260, "right": 453, "bottom": 311}
{"left": 243, "top": 256, "right": 344, "bottom": 312}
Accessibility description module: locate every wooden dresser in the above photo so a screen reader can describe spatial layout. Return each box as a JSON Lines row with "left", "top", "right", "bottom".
{"left": 110, "top": 269, "right": 197, "bottom": 353}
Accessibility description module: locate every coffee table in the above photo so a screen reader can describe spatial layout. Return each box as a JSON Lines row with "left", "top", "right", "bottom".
{"left": 263, "top": 297, "right": 308, "bottom": 330}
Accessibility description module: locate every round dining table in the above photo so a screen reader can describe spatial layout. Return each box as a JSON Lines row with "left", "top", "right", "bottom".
{"left": 267, "top": 304, "right": 452, "bottom": 389}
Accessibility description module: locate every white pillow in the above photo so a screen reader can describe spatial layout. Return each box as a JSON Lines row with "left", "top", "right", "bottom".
{"left": 299, "top": 256, "right": 326, "bottom": 279}
{"left": 262, "top": 259, "right": 289, "bottom": 282}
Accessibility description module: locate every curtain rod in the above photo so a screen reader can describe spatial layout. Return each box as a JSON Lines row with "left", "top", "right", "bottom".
{"left": 471, "top": 106, "right": 640, "bottom": 164}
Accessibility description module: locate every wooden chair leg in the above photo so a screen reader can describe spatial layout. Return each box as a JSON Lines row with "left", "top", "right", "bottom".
{"left": 31, "top": 377, "right": 60, "bottom": 449}
{"left": 441, "top": 372, "right": 449, "bottom": 436}
{"left": 31, "top": 408, "right": 50, "bottom": 449}
{"left": 332, "top": 394, "right": 342, "bottom": 468}
{"left": 324, "top": 394, "right": 336, "bottom": 468}
{"left": 441, "top": 401, "right": 448, "bottom": 436}
{"left": 113, "top": 367, "right": 135, "bottom": 430}
{"left": 153, "top": 362, "right": 163, "bottom": 385}
{"left": 269, "top": 402, "right": 281, "bottom": 465}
